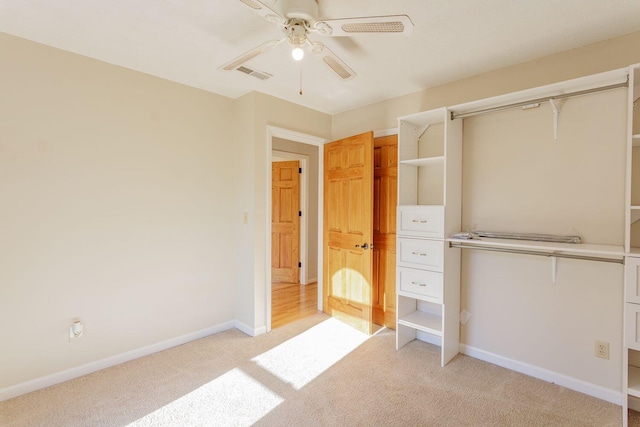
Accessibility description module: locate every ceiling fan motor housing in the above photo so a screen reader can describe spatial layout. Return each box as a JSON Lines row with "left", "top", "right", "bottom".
{"left": 287, "top": 20, "right": 307, "bottom": 47}
{"left": 276, "top": 0, "right": 318, "bottom": 23}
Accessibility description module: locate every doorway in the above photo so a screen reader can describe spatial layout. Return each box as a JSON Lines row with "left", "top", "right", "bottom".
{"left": 271, "top": 152, "right": 318, "bottom": 329}
{"left": 265, "top": 126, "right": 397, "bottom": 334}
{"left": 266, "top": 127, "right": 325, "bottom": 331}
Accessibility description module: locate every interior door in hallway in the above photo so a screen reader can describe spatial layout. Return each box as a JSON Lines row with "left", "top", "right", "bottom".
{"left": 323, "top": 132, "right": 374, "bottom": 335}
{"left": 272, "top": 160, "right": 300, "bottom": 283}
{"left": 372, "top": 134, "right": 397, "bottom": 329}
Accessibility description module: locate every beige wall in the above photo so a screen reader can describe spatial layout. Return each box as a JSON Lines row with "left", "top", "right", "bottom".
{"left": 460, "top": 89, "right": 625, "bottom": 391}
{"left": 234, "top": 92, "right": 331, "bottom": 332}
{"left": 0, "top": 31, "right": 330, "bottom": 394}
{"left": 233, "top": 92, "right": 258, "bottom": 331}
{"left": 331, "top": 30, "right": 640, "bottom": 394}
{"left": 0, "top": 33, "right": 237, "bottom": 389}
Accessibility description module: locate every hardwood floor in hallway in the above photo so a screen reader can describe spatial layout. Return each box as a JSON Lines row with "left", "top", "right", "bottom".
{"left": 271, "top": 282, "right": 319, "bottom": 329}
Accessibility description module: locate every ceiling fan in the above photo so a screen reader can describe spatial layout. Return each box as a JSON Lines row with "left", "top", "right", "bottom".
{"left": 219, "top": 0, "right": 414, "bottom": 81}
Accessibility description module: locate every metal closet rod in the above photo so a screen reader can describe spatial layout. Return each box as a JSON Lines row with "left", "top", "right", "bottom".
{"left": 448, "top": 242, "right": 624, "bottom": 265}
{"left": 450, "top": 80, "right": 629, "bottom": 120}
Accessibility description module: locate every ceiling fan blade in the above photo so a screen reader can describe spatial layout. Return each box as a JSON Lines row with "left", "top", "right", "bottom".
{"left": 219, "top": 38, "right": 285, "bottom": 71}
{"left": 238, "top": 0, "right": 286, "bottom": 26}
{"left": 313, "top": 15, "right": 414, "bottom": 37}
{"left": 307, "top": 40, "right": 356, "bottom": 81}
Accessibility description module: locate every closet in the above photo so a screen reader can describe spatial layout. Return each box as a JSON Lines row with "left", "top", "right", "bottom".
{"left": 396, "top": 67, "right": 633, "bottom": 417}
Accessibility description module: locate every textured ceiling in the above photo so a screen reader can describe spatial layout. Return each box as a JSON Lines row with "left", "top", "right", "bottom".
{"left": 2, "top": 0, "right": 640, "bottom": 114}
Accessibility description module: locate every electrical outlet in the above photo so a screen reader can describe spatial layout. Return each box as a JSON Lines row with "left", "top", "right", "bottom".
{"left": 595, "top": 341, "right": 609, "bottom": 360}
{"left": 69, "top": 320, "right": 83, "bottom": 340}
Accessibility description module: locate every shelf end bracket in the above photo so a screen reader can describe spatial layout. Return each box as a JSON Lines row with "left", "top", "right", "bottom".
{"left": 549, "top": 99, "right": 559, "bottom": 141}
{"left": 417, "top": 124, "right": 430, "bottom": 142}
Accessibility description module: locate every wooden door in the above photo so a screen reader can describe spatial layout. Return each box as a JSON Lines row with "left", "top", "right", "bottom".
{"left": 272, "top": 160, "right": 300, "bottom": 283}
{"left": 323, "top": 132, "right": 374, "bottom": 335}
{"left": 372, "top": 135, "right": 397, "bottom": 329}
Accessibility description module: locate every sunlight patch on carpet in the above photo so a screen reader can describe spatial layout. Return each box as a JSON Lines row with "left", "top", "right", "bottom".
{"left": 252, "top": 317, "right": 369, "bottom": 390}
{"left": 127, "top": 368, "right": 283, "bottom": 427}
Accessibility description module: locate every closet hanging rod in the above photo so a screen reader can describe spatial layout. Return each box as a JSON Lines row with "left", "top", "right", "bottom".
{"left": 448, "top": 242, "right": 624, "bottom": 265}
{"left": 450, "top": 79, "right": 629, "bottom": 120}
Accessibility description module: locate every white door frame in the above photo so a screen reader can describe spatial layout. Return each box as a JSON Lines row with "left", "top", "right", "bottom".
{"left": 265, "top": 126, "right": 326, "bottom": 332}
{"left": 272, "top": 151, "right": 309, "bottom": 285}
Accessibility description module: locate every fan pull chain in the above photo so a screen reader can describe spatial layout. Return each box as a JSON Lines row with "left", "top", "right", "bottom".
{"left": 299, "top": 63, "right": 303, "bottom": 95}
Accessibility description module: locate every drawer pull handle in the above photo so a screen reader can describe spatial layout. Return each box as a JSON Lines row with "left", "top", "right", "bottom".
{"left": 411, "top": 281, "right": 427, "bottom": 287}
{"left": 412, "top": 219, "right": 428, "bottom": 223}
{"left": 411, "top": 251, "right": 427, "bottom": 256}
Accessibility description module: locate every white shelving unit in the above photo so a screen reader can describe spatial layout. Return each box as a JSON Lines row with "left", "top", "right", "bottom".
{"left": 398, "top": 310, "right": 443, "bottom": 336}
{"left": 395, "top": 107, "right": 462, "bottom": 367}
{"left": 393, "top": 68, "right": 632, "bottom": 416}
{"left": 624, "top": 64, "right": 640, "bottom": 427}
{"left": 448, "top": 237, "right": 624, "bottom": 257}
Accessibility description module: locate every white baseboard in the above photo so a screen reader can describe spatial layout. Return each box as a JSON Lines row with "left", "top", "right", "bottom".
{"left": 460, "top": 344, "right": 621, "bottom": 405}
{"left": 416, "top": 331, "right": 442, "bottom": 347}
{"left": 0, "top": 320, "right": 236, "bottom": 403}
{"left": 234, "top": 320, "right": 266, "bottom": 337}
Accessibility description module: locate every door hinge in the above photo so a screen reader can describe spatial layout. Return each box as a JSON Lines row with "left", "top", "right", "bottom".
{"left": 299, "top": 211, "right": 302, "bottom": 217}
{"left": 299, "top": 167, "right": 302, "bottom": 173}
{"left": 298, "top": 262, "right": 302, "bottom": 268}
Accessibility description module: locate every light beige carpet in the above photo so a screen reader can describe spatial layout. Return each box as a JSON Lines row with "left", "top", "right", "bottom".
{"left": 0, "top": 313, "right": 624, "bottom": 426}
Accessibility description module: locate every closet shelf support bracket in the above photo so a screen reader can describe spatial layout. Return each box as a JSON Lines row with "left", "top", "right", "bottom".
{"left": 551, "top": 256, "right": 557, "bottom": 283}
{"left": 550, "top": 99, "right": 560, "bottom": 141}
{"left": 417, "top": 124, "right": 430, "bottom": 143}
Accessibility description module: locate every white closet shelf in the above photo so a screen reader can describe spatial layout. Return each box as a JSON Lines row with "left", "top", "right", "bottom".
{"left": 399, "top": 107, "right": 446, "bottom": 127}
{"left": 448, "top": 68, "right": 628, "bottom": 118}
{"left": 447, "top": 236, "right": 624, "bottom": 258}
{"left": 629, "top": 366, "right": 640, "bottom": 398}
{"left": 400, "top": 156, "right": 444, "bottom": 167}
{"left": 397, "top": 311, "right": 443, "bottom": 336}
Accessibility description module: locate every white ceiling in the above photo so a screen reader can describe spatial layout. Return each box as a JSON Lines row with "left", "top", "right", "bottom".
{"left": 2, "top": 0, "right": 640, "bottom": 115}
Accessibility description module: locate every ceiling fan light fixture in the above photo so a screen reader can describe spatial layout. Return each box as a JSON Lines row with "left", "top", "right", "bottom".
{"left": 292, "top": 47, "right": 304, "bottom": 61}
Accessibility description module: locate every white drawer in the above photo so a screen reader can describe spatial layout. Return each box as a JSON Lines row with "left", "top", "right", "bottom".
{"left": 397, "top": 205, "right": 444, "bottom": 238}
{"left": 626, "top": 257, "right": 640, "bottom": 304}
{"left": 398, "top": 267, "right": 443, "bottom": 303}
{"left": 626, "top": 303, "right": 640, "bottom": 351}
{"left": 397, "top": 238, "right": 444, "bottom": 271}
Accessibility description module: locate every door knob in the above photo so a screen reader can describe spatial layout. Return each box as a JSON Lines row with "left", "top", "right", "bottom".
{"left": 355, "top": 243, "right": 369, "bottom": 250}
